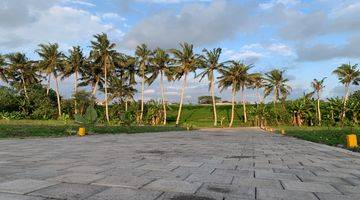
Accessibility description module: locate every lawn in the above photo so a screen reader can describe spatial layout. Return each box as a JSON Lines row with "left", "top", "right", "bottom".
{"left": 0, "top": 120, "right": 186, "bottom": 139}
{"left": 272, "top": 126, "right": 360, "bottom": 151}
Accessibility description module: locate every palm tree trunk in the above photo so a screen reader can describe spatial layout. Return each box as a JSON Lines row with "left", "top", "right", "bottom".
{"left": 125, "top": 100, "right": 128, "bottom": 112}
{"left": 229, "top": 86, "right": 236, "bottom": 127}
{"left": 74, "top": 70, "right": 78, "bottom": 114}
{"left": 176, "top": 72, "right": 188, "bottom": 125}
{"left": 104, "top": 64, "right": 109, "bottom": 123}
{"left": 140, "top": 69, "right": 145, "bottom": 123}
{"left": 54, "top": 74, "right": 61, "bottom": 117}
{"left": 242, "top": 87, "right": 247, "bottom": 123}
{"left": 92, "top": 78, "right": 99, "bottom": 95}
{"left": 20, "top": 72, "right": 29, "bottom": 99}
{"left": 160, "top": 71, "right": 167, "bottom": 125}
{"left": 342, "top": 84, "right": 350, "bottom": 120}
{"left": 46, "top": 74, "right": 51, "bottom": 95}
{"left": 317, "top": 92, "right": 321, "bottom": 125}
{"left": 210, "top": 76, "right": 218, "bottom": 126}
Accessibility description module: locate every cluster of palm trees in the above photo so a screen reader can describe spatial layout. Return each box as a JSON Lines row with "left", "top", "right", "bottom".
{"left": 0, "top": 33, "right": 359, "bottom": 127}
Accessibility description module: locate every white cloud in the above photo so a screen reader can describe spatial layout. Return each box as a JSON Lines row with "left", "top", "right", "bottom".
{"left": 267, "top": 43, "right": 294, "bottom": 55}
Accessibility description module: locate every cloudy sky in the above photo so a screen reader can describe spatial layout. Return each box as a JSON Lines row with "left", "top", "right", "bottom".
{"left": 0, "top": 0, "right": 359, "bottom": 103}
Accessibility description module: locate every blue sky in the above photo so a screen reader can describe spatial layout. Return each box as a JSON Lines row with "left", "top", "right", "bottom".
{"left": 0, "top": 0, "right": 359, "bottom": 103}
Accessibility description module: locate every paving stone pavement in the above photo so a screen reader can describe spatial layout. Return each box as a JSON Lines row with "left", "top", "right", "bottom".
{"left": 1, "top": 128, "right": 360, "bottom": 200}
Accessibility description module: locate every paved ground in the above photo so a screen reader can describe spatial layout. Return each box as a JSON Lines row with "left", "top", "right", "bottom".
{"left": 1, "top": 128, "right": 360, "bottom": 200}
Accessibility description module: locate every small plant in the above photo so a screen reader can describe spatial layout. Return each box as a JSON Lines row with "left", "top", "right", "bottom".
{"left": 74, "top": 106, "right": 98, "bottom": 132}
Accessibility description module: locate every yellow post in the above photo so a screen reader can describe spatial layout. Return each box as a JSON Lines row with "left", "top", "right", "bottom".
{"left": 78, "top": 127, "right": 86, "bottom": 137}
{"left": 346, "top": 134, "right": 358, "bottom": 148}
{"left": 281, "top": 129, "right": 285, "bottom": 135}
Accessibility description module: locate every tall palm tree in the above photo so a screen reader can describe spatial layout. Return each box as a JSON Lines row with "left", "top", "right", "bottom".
{"left": 0, "top": 54, "right": 8, "bottom": 86}
{"left": 232, "top": 61, "right": 253, "bottom": 123}
{"left": 264, "top": 69, "right": 292, "bottom": 123}
{"left": 332, "top": 63, "right": 360, "bottom": 120}
{"left": 170, "top": 43, "right": 201, "bottom": 125}
{"left": 36, "top": 43, "right": 64, "bottom": 117}
{"left": 90, "top": 33, "right": 117, "bottom": 122}
{"left": 249, "top": 73, "right": 265, "bottom": 103}
{"left": 311, "top": 77, "right": 326, "bottom": 125}
{"left": 197, "top": 48, "right": 226, "bottom": 126}
{"left": 148, "top": 48, "right": 174, "bottom": 125}
{"left": 6, "top": 53, "right": 40, "bottom": 99}
{"left": 80, "top": 60, "right": 103, "bottom": 95}
{"left": 218, "top": 65, "right": 240, "bottom": 127}
{"left": 135, "top": 44, "right": 152, "bottom": 123}
{"left": 63, "top": 46, "right": 86, "bottom": 114}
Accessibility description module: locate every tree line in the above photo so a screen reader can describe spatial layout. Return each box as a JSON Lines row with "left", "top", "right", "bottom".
{"left": 0, "top": 33, "right": 359, "bottom": 127}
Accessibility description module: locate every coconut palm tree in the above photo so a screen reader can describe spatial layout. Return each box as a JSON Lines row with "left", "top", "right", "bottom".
{"left": 90, "top": 33, "right": 117, "bottom": 122}
{"left": 0, "top": 54, "right": 8, "bottom": 86}
{"left": 197, "top": 48, "right": 226, "bottom": 126}
{"left": 332, "top": 63, "right": 360, "bottom": 120}
{"left": 6, "top": 53, "right": 40, "bottom": 99}
{"left": 170, "top": 43, "right": 201, "bottom": 125}
{"left": 311, "top": 77, "right": 326, "bottom": 125}
{"left": 63, "top": 46, "right": 86, "bottom": 114}
{"left": 36, "top": 43, "right": 65, "bottom": 117}
{"left": 135, "top": 44, "right": 152, "bottom": 123}
{"left": 231, "top": 61, "right": 254, "bottom": 123}
{"left": 80, "top": 60, "right": 103, "bottom": 95}
{"left": 249, "top": 73, "right": 265, "bottom": 103}
{"left": 264, "top": 69, "right": 292, "bottom": 123}
{"left": 147, "top": 48, "right": 174, "bottom": 125}
{"left": 218, "top": 65, "right": 240, "bottom": 127}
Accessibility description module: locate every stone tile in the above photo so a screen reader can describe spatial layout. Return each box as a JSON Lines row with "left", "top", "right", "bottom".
{"left": 86, "top": 187, "right": 162, "bottom": 200}
{"left": 47, "top": 172, "right": 105, "bottom": 184}
{"left": 137, "top": 164, "right": 177, "bottom": 171}
{"left": 232, "top": 177, "right": 283, "bottom": 189}
{"left": 92, "top": 175, "right": 153, "bottom": 189}
{"left": 196, "top": 183, "right": 255, "bottom": 199}
{"left": 144, "top": 179, "right": 202, "bottom": 193}
{"left": 316, "top": 193, "right": 360, "bottom": 200}
{"left": 28, "top": 183, "right": 107, "bottom": 200}
{"left": 65, "top": 165, "right": 106, "bottom": 173}
{"left": 0, "top": 193, "right": 44, "bottom": 200}
{"left": 211, "top": 169, "right": 254, "bottom": 178}
{"left": 167, "top": 161, "right": 203, "bottom": 168}
{"left": 257, "top": 188, "right": 318, "bottom": 200}
{"left": 255, "top": 170, "right": 299, "bottom": 181}
{"left": 298, "top": 175, "right": 351, "bottom": 185}
{"left": 282, "top": 180, "right": 340, "bottom": 194}
{"left": 186, "top": 173, "right": 233, "bottom": 184}
{"left": 0, "top": 179, "right": 57, "bottom": 194}
{"left": 334, "top": 185, "right": 360, "bottom": 194}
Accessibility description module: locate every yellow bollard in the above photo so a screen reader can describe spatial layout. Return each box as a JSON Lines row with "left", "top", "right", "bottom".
{"left": 346, "top": 134, "right": 358, "bottom": 148}
{"left": 78, "top": 127, "right": 86, "bottom": 137}
{"left": 281, "top": 129, "right": 285, "bottom": 135}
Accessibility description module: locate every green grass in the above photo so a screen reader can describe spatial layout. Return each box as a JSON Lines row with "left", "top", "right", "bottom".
{"left": 0, "top": 120, "right": 186, "bottom": 139}
{"left": 167, "top": 104, "right": 249, "bottom": 127}
{"left": 272, "top": 126, "right": 360, "bottom": 151}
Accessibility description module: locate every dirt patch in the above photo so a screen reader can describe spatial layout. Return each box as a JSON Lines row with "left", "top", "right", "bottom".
{"left": 207, "top": 186, "right": 231, "bottom": 193}
{"left": 225, "top": 155, "right": 254, "bottom": 159}
{"left": 170, "top": 195, "right": 215, "bottom": 200}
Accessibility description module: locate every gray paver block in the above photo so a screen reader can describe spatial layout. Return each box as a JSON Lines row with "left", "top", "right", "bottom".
{"left": 334, "top": 185, "right": 360, "bottom": 194}
{"left": 315, "top": 192, "right": 360, "bottom": 200}
{"left": 255, "top": 170, "right": 299, "bottom": 180}
{"left": 167, "top": 161, "right": 203, "bottom": 167}
{"left": 28, "top": 183, "right": 107, "bottom": 200}
{"left": 144, "top": 179, "right": 202, "bottom": 193}
{"left": 186, "top": 173, "right": 233, "bottom": 184}
{"left": 0, "top": 179, "right": 57, "bottom": 194}
{"left": 86, "top": 187, "right": 162, "bottom": 200}
{"left": 0, "top": 192, "right": 44, "bottom": 200}
{"left": 232, "top": 177, "right": 283, "bottom": 189}
{"left": 282, "top": 180, "right": 340, "bottom": 194}
{"left": 257, "top": 188, "right": 318, "bottom": 200}
{"left": 196, "top": 183, "right": 255, "bottom": 199}
{"left": 66, "top": 165, "right": 106, "bottom": 173}
{"left": 47, "top": 172, "right": 105, "bottom": 184}
{"left": 92, "top": 175, "right": 153, "bottom": 189}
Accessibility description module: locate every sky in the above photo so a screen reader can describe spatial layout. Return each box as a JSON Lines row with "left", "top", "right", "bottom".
{"left": 0, "top": 0, "right": 359, "bottom": 103}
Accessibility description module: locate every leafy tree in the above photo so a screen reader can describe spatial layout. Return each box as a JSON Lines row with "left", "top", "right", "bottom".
{"left": 264, "top": 69, "right": 292, "bottom": 123}
{"left": 311, "top": 77, "right": 326, "bottom": 125}
{"left": 332, "top": 63, "right": 360, "bottom": 121}
{"left": 249, "top": 73, "right": 265, "bottom": 103}
{"left": 148, "top": 48, "right": 174, "bottom": 125}
{"left": 36, "top": 43, "right": 65, "bottom": 117}
{"left": 72, "top": 90, "right": 96, "bottom": 115}
{"left": 170, "top": 43, "right": 201, "bottom": 125}
{"left": 90, "top": 33, "right": 117, "bottom": 122}
{"left": 197, "top": 48, "right": 226, "bottom": 126}
{"left": 0, "top": 54, "right": 8, "bottom": 86}
{"left": 63, "top": 46, "right": 86, "bottom": 114}
{"left": 135, "top": 44, "right": 152, "bottom": 123}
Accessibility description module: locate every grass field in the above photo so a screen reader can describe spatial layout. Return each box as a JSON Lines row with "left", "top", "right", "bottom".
{"left": 0, "top": 120, "right": 185, "bottom": 139}
{"left": 167, "top": 104, "right": 248, "bottom": 127}
{"left": 272, "top": 126, "right": 360, "bottom": 151}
